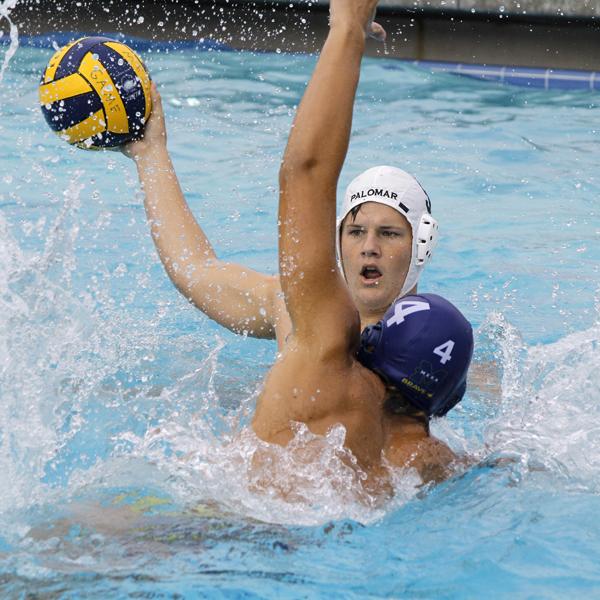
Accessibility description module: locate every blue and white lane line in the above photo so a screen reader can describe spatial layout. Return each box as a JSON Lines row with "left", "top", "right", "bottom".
{"left": 392, "top": 60, "right": 600, "bottom": 91}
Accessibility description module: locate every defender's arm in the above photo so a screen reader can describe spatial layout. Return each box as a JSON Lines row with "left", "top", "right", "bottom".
{"left": 124, "top": 85, "right": 279, "bottom": 338}
{"left": 278, "top": 2, "right": 381, "bottom": 345}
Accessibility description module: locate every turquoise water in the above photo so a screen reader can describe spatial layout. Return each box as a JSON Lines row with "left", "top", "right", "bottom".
{"left": 1, "top": 38, "right": 600, "bottom": 597}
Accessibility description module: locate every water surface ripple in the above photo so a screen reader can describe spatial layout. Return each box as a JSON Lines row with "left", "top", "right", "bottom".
{"left": 0, "top": 43, "right": 599, "bottom": 598}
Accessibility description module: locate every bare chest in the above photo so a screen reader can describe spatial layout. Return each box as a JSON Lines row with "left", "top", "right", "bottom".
{"left": 252, "top": 353, "right": 387, "bottom": 469}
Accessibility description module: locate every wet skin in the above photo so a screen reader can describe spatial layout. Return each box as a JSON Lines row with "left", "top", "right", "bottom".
{"left": 270, "top": 201, "right": 414, "bottom": 350}
{"left": 124, "top": 8, "right": 462, "bottom": 489}
{"left": 340, "top": 202, "right": 414, "bottom": 328}
{"left": 122, "top": 86, "right": 413, "bottom": 353}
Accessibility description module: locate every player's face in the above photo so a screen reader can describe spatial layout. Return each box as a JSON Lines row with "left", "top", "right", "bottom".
{"left": 340, "top": 202, "right": 413, "bottom": 324}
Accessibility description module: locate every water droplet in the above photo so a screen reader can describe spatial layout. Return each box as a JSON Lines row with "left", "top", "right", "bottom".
{"left": 113, "top": 263, "right": 128, "bottom": 277}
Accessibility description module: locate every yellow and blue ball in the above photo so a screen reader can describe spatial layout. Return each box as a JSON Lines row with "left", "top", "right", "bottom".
{"left": 39, "top": 37, "right": 152, "bottom": 149}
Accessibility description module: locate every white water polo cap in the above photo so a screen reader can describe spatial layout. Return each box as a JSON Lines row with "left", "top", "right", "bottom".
{"left": 336, "top": 166, "right": 439, "bottom": 297}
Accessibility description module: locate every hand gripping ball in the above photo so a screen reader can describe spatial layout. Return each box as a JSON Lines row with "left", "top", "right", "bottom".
{"left": 39, "top": 36, "right": 152, "bottom": 149}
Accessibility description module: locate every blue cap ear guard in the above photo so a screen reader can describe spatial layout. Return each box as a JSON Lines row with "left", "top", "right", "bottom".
{"left": 357, "top": 294, "right": 474, "bottom": 417}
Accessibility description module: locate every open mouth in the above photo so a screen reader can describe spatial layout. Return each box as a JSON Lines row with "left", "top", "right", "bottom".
{"left": 360, "top": 265, "right": 382, "bottom": 284}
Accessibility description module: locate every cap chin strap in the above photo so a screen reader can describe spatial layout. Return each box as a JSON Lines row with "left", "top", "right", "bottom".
{"left": 399, "top": 214, "right": 439, "bottom": 297}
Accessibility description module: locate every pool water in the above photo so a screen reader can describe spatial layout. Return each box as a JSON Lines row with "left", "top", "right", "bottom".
{"left": 1, "top": 33, "right": 600, "bottom": 598}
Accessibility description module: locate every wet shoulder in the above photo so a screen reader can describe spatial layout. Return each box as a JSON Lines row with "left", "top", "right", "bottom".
{"left": 384, "top": 427, "right": 458, "bottom": 484}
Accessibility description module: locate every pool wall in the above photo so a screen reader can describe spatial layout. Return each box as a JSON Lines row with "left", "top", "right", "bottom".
{"left": 269, "top": 0, "right": 600, "bottom": 19}
{"left": 6, "top": 0, "right": 600, "bottom": 73}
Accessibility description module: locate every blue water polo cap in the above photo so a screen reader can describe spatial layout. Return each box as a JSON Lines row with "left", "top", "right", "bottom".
{"left": 357, "top": 294, "right": 474, "bottom": 417}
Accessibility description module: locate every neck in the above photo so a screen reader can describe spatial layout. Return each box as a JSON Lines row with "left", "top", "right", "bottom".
{"left": 359, "top": 310, "right": 385, "bottom": 330}
{"left": 357, "top": 285, "right": 419, "bottom": 330}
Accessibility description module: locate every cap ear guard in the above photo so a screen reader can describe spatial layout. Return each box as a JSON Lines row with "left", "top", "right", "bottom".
{"left": 415, "top": 214, "right": 439, "bottom": 266}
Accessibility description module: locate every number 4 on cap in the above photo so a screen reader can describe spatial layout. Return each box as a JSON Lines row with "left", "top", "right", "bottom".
{"left": 386, "top": 300, "right": 430, "bottom": 327}
{"left": 433, "top": 340, "right": 455, "bottom": 364}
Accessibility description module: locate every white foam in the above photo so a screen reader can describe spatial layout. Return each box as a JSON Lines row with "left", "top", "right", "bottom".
{"left": 482, "top": 311, "right": 600, "bottom": 492}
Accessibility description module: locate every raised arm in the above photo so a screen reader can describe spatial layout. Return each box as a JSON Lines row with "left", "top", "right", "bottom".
{"left": 123, "top": 84, "right": 280, "bottom": 339}
{"left": 278, "top": 1, "right": 383, "bottom": 344}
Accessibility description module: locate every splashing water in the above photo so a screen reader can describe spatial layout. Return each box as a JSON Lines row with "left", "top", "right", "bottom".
{"left": 1, "top": 32, "right": 600, "bottom": 596}
{"left": 486, "top": 318, "right": 600, "bottom": 492}
{"left": 0, "top": 169, "right": 402, "bottom": 530}
{"left": 0, "top": 0, "right": 19, "bottom": 86}
{"left": 0, "top": 172, "right": 85, "bottom": 512}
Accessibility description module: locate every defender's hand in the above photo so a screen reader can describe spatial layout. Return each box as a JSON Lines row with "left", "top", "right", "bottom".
{"left": 121, "top": 82, "right": 167, "bottom": 160}
{"left": 329, "top": 0, "right": 386, "bottom": 42}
